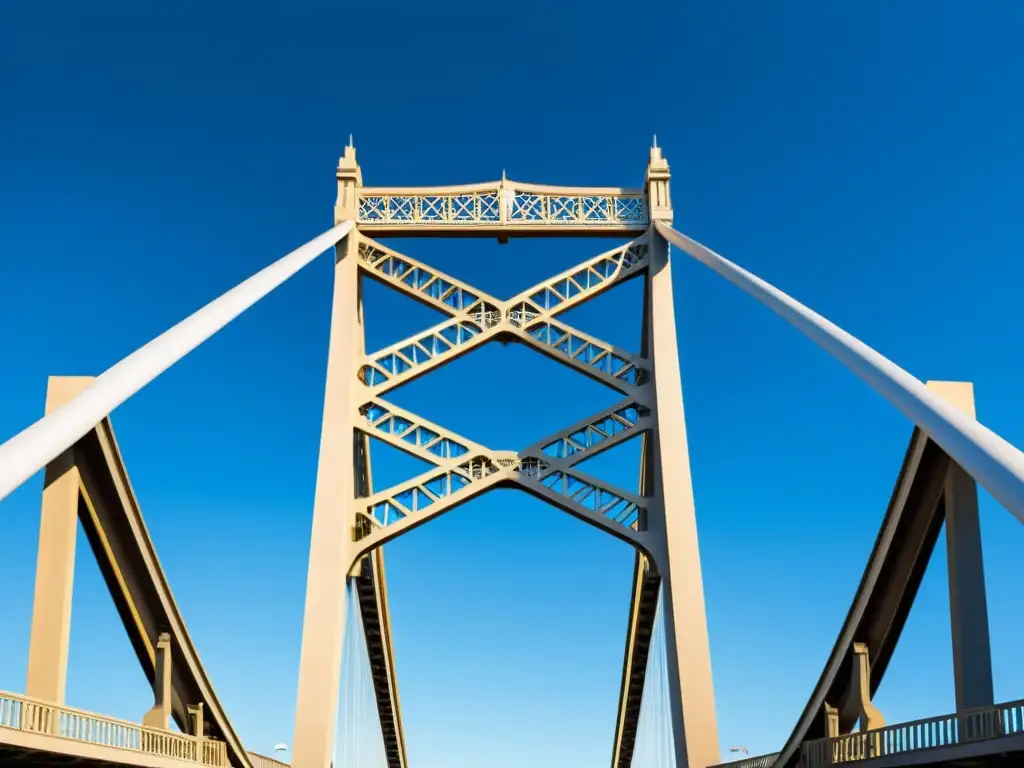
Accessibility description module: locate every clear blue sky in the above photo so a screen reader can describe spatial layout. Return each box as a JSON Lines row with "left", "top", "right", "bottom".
{"left": 2, "top": 2, "right": 1024, "bottom": 766}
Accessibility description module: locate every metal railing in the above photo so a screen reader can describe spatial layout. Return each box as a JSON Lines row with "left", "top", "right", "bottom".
{"left": 801, "top": 698, "right": 1024, "bottom": 767}
{"left": 708, "top": 751, "right": 780, "bottom": 768}
{"left": 0, "top": 691, "right": 228, "bottom": 766}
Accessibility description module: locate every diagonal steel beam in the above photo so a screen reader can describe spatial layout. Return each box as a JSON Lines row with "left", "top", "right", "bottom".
{"left": 354, "top": 457, "right": 515, "bottom": 555}
{"left": 358, "top": 236, "right": 494, "bottom": 317}
{"left": 511, "top": 319, "right": 649, "bottom": 395}
{"left": 514, "top": 460, "right": 650, "bottom": 553}
{"left": 503, "top": 240, "right": 650, "bottom": 394}
{"left": 361, "top": 315, "right": 505, "bottom": 395}
{"left": 357, "top": 397, "right": 487, "bottom": 466}
{"left": 506, "top": 238, "right": 649, "bottom": 316}
{"left": 519, "top": 398, "right": 652, "bottom": 473}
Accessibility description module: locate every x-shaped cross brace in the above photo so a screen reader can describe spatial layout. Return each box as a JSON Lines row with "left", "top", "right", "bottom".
{"left": 351, "top": 235, "right": 657, "bottom": 559}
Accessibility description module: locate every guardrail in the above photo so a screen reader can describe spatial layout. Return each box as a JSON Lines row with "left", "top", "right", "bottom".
{"left": 0, "top": 690, "right": 228, "bottom": 766}
{"left": 801, "top": 698, "right": 1024, "bottom": 766}
{"left": 707, "top": 751, "right": 779, "bottom": 768}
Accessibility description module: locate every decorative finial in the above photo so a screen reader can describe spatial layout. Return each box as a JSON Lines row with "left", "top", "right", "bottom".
{"left": 652, "top": 134, "right": 658, "bottom": 149}
{"left": 501, "top": 168, "right": 507, "bottom": 183}
{"left": 348, "top": 134, "right": 355, "bottom": 148}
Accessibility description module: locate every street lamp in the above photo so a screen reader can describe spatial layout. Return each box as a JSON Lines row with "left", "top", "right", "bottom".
{"left": 273, "top": 743, "right": 288, "bottom": 759}
{"left": 729, "top": 746, "right": 749, "bottom": 759}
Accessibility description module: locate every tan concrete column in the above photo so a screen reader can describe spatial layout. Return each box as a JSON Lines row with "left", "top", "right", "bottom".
{"left": 143, "top": 633, "right": 173, "bottom": 729}
{"left": 26, "top": 376, "right": 95, "bottom": 704}
{"left": 292, "top": 233, "right": 362, "bottom": 768}
{"left": 645, "top": 230, "right": 720, "bottom": 768}
{"left": 851, "top": 643, "right": 884, "bottom": 731}
{"left": 927, "top": 381, "right": 994, "bottom": 712}
{"left": 189, "top": 703, "right": 206, "bottom": 739}
{"left": 824, "top": 703, "right": 839, "bottom": 738}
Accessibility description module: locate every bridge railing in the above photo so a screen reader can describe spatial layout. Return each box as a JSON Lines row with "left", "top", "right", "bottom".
{"left": 707, "top": 751, "right": 779, "bottom": 768}
{"left": 0, "top": 690, "right": 229, "bottom": 766}
{"left": 800, "top": 697, "right": 1024, "bottom": 767}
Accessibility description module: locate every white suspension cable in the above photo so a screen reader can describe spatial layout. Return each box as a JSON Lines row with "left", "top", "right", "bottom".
{"left": 656, "top": 220, "right": 1024, "bottom": 525}
{"left": 0, "top": 220, "right": 354, "bottom": 505}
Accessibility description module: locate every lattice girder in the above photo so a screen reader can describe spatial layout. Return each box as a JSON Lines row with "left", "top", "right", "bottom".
{"left": 506, "top": 240, "right": 648, "bottom": 319}
{"left": 358, "top": 238, "right": 486, "bottom": 317}
{"left": 358, "top": 397, "right": 486, "bottom": 466}
{"left": 519, "top": 399, "right": 652, "bottom": 475}
{"left": 515, "top": 318, "right": 649, "bottom": 396}
{"left": 358, "top": 236, "right": 651, "bottom": 397}
{"left": 360, "top": 314, "right": 506, "bottom": 394}
{"left": 514, "top": 462, "right": 650, "bottom": 550}
{"left": 354, "top": 453, "right": 517, "bottom": 552}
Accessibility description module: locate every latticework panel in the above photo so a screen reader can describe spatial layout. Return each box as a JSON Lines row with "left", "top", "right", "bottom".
{"left": 358, "top": 455, "right": 511, "bottom": 532}
{"left": 360, "top": 401, "right": 474, "bottom": 462}
{"left": 524, "top": 469, "right": 645, "bottom": 531}
{"left": 357, "top": 184, "right": 648, "bottom": 228}
{"left": 508, "top": 191, "right": 647, "bottom": 225}
{"left": 352, "top": 233, "right": 654, "bottom": 556}
{"left": 513, "top": 242, "right": 647, "bottom": 316}
{"left": 359, "top": 318, "right": 491, "bottom": 388}
{"left": 522, "top": 320, "right": 647, "bottom": 390}
{"left": 359, "top": 241, "right": 481, "bottom": 315}
{"left": 538, "top": 403, "right": 649, "bottom": 460}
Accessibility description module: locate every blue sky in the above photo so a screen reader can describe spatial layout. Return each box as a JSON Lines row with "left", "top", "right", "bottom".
{"left": 2, "top": 1, "right": 1024, "bottom": 766}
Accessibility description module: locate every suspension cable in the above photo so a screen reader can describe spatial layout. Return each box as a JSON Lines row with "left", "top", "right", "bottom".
{"left": 656, "top": 220, "right": 1024, "bottom": 525}
{"left": 0, "top": 219, "right": 355, "bottom": 504}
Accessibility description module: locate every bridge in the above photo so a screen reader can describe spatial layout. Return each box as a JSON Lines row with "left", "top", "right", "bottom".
{"left": 1, "top": 141, "right": 1023, "bottom": 768}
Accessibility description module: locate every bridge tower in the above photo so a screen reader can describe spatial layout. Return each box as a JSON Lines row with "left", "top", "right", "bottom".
{"left": 290, "top": 141, "right": 720, "bottom": 768}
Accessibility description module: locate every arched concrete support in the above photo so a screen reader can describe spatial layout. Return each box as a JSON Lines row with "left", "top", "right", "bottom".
{"left": 643, "top": 229, "right": 720, "bottom": 768}
{"left": 292, "top": 233, "right": 362, "bottom": 768}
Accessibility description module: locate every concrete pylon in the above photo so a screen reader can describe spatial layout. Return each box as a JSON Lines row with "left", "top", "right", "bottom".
{"left": 291, "top": 231, "right": 362, "bottom": 768}
{"left": 642, "top": 194, "right": 720, "bottom": 767}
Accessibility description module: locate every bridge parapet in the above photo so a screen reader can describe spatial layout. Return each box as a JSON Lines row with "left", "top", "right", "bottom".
{"left": 0, "top": 690, "right": 228, "bottom": 766}
{"left": 801, "top": 697, "right": 1024, "bottom": 767}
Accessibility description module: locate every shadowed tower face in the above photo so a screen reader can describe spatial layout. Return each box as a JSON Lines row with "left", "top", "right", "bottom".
{"left": 290, "top": 142, "right": 721, "bottom": 768}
